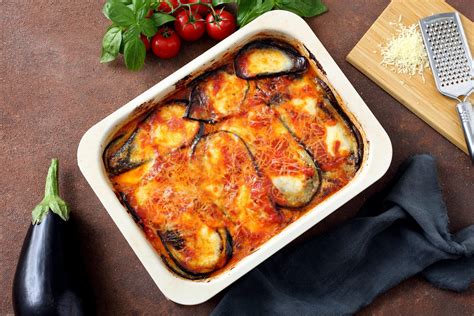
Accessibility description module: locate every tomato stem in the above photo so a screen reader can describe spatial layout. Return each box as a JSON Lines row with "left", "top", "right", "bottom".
{"left": 166, "top": 0, "right": 216, "bottom": 16}
{"left": 161, "top": 26, "right": 171, "bottom": 38}
{"left": 205, "top": 1, "right": 217, "bottom": 17}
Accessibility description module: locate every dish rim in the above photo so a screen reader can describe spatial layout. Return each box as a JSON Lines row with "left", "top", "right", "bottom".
{"left": 77, "top": 10, "right": 392, "bottom": 305}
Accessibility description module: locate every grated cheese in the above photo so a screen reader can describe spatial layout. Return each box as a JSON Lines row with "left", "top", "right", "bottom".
{"left": 380, "top": 23, "right": 429, "bottom": 80}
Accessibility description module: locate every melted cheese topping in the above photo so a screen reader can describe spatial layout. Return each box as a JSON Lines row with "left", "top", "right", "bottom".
{"left": 325, "top": 123, "right": 352, "bottom": 156}
{"left": 264, "top": 74, "right": 359, "bottom": 174}
{"left": 113, "top": 161, "right": 153, "bottom": 186}
{"left": 195, "top": 132, "right": 280, "bottom": 235}
{"left": 188, "top": 69, "right": 249, "bottom": 122}
{"left": 204, "top": 72, "right": 248, "bottom": 115}
{"left": 187, "top": 226, "right": 222, "bottom": 268}
{"left": 244, "top": 48, "right": 293, "bottom": 76}
{"left": 271, "top": 176, "right": 305, "bottom": 195}
{"left": 219, "top": 104, "right": 318, "bottom": 208}
{"left": 105, "top": 42, "right": 362, "bottom": 280}
{"left": 150, "top": 104, "right": 200, "bottom": 151}
{"left": 291, "top": 97, "right": 318, "bottom": 115}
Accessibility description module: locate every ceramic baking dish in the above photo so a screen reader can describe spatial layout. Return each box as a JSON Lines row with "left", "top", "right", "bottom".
{"left": 77, "top": 10, "right": 392, "bottom": 305}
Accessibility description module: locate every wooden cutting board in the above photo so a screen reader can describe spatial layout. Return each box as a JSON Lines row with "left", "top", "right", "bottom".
{"left": 347, "top": 0, "right": 473, "bottom": 154}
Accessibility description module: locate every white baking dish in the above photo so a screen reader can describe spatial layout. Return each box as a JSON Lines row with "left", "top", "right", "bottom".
{"left": 77, "top": 10, "right": 392, "bottom": 305}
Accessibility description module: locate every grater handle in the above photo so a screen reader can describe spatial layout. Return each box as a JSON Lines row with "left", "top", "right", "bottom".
{"left": 456, "top": 101, "right": 474, "bottom": 162}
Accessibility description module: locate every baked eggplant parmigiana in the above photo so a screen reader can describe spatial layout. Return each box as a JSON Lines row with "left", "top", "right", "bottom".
{"left": 104, "top": 39, "right": 364, "bottom": 280}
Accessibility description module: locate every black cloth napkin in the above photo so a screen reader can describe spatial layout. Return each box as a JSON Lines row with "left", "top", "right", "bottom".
{"left": 212, "top": 155, "right": 474, "bottom": 315}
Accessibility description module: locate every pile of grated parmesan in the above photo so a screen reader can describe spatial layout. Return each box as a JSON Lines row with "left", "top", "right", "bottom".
{"left": 380, "top": 20, "right": 429, "bottom": 82}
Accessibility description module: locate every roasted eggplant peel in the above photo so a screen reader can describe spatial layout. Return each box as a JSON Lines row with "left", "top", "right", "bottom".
{"left": 104, "top": 39, "right": 363, "bottom": 280}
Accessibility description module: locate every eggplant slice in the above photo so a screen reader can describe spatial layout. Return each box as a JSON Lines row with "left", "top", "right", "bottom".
{"left": 257, "top": 73, "right": 362, "bottom": 197}
{"left": 186, "top": 67, "right": 250, "bottom": 123}
{"left": 234, "top": 40, "right": 308, "bottom": 80}
{"left": 104, "top": 102, "right": 201, "bottom": 176}
{"left": 262, "top": 73, "right": 361, "bottom": 174}
{"left": 122, "top": 148, "right": 232, "bottom": 279}
{"left": 219, "top": 104, "right": 321, "bottom": 208}
{"left": 193, "top": 131, "right": 282, "bottom": 235}
{"left": 159, "top": 227, "right": 232, "bottom": 277}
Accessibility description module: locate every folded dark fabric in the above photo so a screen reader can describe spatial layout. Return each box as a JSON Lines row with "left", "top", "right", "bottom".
{"left": 212, "top": 154, "right": 474, "bottom": 316}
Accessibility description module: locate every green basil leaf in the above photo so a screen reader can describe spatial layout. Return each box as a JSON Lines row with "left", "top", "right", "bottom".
{"left": 123, "top": 24, "right": 140, "bottom": 43}
{"left": 132, "top": 0, "right": 144, "bottom": 11}
{"left": 152, "top": 12, "right": 176, "bottom": 28}
{"left": 136, "top": 7, "right": 148, "bottom": 21}
{"left": 140, "top": 18, "right": 157, "bottom": 37}
{"left": 100, "top": 26, "right": 122, "bottom": 63}
{"left": 236, "top": 0, "right": 253, "bottom": 15}
{"left": 102, "top": 2, "right": 112, "bottom": 19}
{"left": 124, "top": 38, "right": 146, "bottom": 71}
{"left": 107, "top": 1, "right": 136, "bottom": 26}
{"left": 212, "top": 0, "right": 236, "bottom": 5}
{"left": 274, "top": 0, "right": 327, "bottom": 17}
{"left": 134, "top": 0, "right": 151, "bottom": 20}
{"left": 237, "top": 0, "right": 274, "bottom": 27}
{"left": 103, "top": 0, "right": 134, "bottom": 19}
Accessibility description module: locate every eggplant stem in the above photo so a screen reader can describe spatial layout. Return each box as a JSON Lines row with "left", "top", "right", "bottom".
{"left": 44, "top": 158, "right": 60, "bottom": 197}
{"left": 31, "top": 159, "right": 70, "bottom": 224}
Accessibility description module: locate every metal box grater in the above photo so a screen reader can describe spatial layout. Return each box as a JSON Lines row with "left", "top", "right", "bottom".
{"left": 420, "top": 12, "right": 474, "bottom": 161}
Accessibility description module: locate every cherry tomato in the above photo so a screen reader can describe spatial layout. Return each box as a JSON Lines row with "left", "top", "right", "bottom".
{"left": 157, "top": 0, "right": 179, "bottom": 13}
{"left": 141, "top": 35, "right": 150, "bottom": 51}
{"left": 151, "top": 27, "right": 181, "bottom": 59}
{"left": 183, "top": 0, "right": 212, "bottom": 17}
{"left": 205, "top": 10, "right": 236, "bottom": 41}
{"left": 174, "top": 10, "right": 205, "bottom": 42}
{"left": 145, "top": 9, "right": 154, "bottom": 18}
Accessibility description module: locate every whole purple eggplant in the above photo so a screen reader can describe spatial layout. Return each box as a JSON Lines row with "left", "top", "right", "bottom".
{"left": 12, "top": 159, "right": 93, "bottom": 315}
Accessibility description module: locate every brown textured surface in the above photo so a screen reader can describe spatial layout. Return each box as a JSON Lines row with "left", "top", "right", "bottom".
{"left": 1, "top": 0, "right": 473, "bottom": 315}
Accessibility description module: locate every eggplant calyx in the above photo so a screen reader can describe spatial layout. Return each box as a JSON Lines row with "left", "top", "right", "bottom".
{"left": 31, "top": 159, "right": 70, "bottom": 225}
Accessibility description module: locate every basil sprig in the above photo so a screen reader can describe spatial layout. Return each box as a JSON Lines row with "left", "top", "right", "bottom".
{"left": 100, "top": 0, "right": 175, "bottom": 71}
{"left": 100, "top": 0, "right": 327, "bottom": 71}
